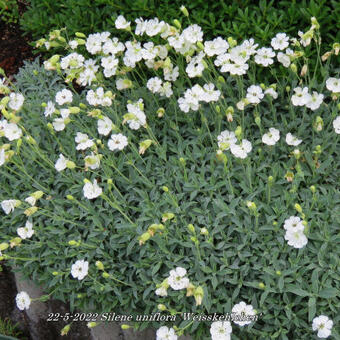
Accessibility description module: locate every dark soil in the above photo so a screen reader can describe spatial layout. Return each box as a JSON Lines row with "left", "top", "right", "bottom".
{"left": 0, "top": 263, "right": 31, "bottom": 339}
{"left": 0, "top": 2, "right": 36, "bottom": 77}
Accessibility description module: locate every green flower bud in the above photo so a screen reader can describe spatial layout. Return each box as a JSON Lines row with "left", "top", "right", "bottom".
{"left": 139, "top": 139, "right": 153, "bottom": 155}
{"left": 295, "top": 203, "right": 303, "bottom": 213}
{"left": 197, "top": 42, "right": 204, "bottom": 51}
{"left": 0, "top": 243, "right": 9, "bottom": 251}
{"left": 218, "top": 76, "right": 225, "bottom": 83}
{"left": 66, "top": 160, "right": 76, "bottom": 169}
{"left": 61, "top": 324, "right": 71, "bottom": 336}
{"left": 52, "top": 271, "right": 59, "bottom": 276}
{"left": 235, "top": 126, "right": 242, "bottom": 140}
{"left": 66, "top": 195, "right": 74, "bottom": 200}
{"left": 162, "top": 186, "right": 169, "bottom": 192}
{"left": 268, "top": 176, "right": 274, "bottom": 184}
{"left": 258, "top": 282, "right": 265, "bottom": 289}
{"left": 255, "top": 116, "right": 261, "bottom": 127}
{"left": 227, "top": 37, "right": 237, "bottom": 48}
{"left": 157, "top": 107, "right": 165, "bottom": 118}
{"left": 69, "top": 106, "right": 80, "bottom": 114}
{"left": 188, "top": 224, "right": 195, "bottom": 234}
{"left": 290, "top": 64, "right": 297, "bottom": 73}
{"left": 215, "top": 105, "right": 221, "bottom": 113}
{"left": 121, "top": 324, "right": 131, "bottom": 330}
{"left": 75, "top": 32, "right": 86, "bottom": 38}
{"left": 158, "top": 304, "right": 167, "bottom": 311}
{"left": 102, "top": 272, "right": 110, "bottom": 278}
{"left": 180, "top": 5, "right": 189, "bottom": 17}
{"left": 95, "top": 261, "right": 104, "bottom": 271}
{"left": 173, "top": 19, "right": 181, "bottom": 29}
{"left": 310, "top": 185, "right": 316, "bottom": 193}
{"left": 276, "top": 270, "right": 282, "bottom": 276}
{"left": 200, "top": 227, "right": 209, "bottom": 236}
{"left": 87, "top": 322, "right": 98, "bottom": 328}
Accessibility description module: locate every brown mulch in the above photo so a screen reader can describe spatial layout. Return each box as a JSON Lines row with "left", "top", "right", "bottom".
{"left": 0, "top": 2, "right": 36, "bottom": 77}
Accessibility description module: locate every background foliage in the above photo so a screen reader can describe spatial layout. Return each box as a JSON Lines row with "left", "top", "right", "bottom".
{"left": 20, "top": 0, "right": 340, "bottom": 47}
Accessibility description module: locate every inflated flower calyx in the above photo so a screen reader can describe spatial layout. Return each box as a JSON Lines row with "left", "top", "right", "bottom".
{"left": 194, "top": 286, "right": 204, "bottom": 306}
{"left": 60, "top": 324, "right": 71, "bottom": 336}
{"left": 95, "top": 261, "right": 104, "bottom": 270}
{"left": 24, "top": 206, "right": 38, "bottom": 216}
{"left": 139, "top": 139, "right": 153, "bottom": 154}
{"left": 162, "top": 212, "right": 175, "bottom": 222}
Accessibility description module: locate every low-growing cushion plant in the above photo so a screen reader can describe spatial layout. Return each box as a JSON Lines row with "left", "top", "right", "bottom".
{"left": 0, "top": 13, "right": 340, "bottom": 340}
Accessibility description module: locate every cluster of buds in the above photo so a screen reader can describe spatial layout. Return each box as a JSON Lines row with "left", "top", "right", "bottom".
{"left": 138, "top": 223, "right": 165, "bottom": 245}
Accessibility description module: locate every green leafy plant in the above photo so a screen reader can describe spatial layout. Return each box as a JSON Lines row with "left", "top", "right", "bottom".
{"left": 1, "top": 14, "right": 340, "bottom": 340}
{"left": 0, "top": 0, "right": 19, "bottom": 24}
{"left": 20, "top": 0, "right": 340, "bottom": 49}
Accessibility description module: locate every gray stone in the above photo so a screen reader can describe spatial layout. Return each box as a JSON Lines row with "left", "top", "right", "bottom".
{"left": 90, "top": 322, "right": 123, "bottom": 340}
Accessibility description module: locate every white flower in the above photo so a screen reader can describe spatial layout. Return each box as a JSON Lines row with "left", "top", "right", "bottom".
{"left": 312, "top": 315, "right": 333, "bottom": 338}
{"left": 3, "top": 121, "right": 22, "bottom": 141}
{"left": 277, "top": 51, "right": 291, "bottom": 67}
{"left": 232, "top": 301, "right": 256, "bottom": 326}
{"left": 333, "top": 116, "right": 340, "bottom": 134}
{"left": 262, "top": 128, "right": 280, "bottom": 146}
{"left": 156, "top": 326, "right": 177, "bottom": 340}
{"left": 0, "top": 149, "right": 5, "bottom": 167}
{"left": 254, "top": 47, "right": 275, "bottom": 66}
{"left": 97, "top": 116, "right": 114, "bottom": 136}
{"left": 155, "top": 287, "right": 167, "bottom": 297}
{"left": 291, "top": 86, "right": 309, "bottom": 106}
{"left": 264, "top": 87, "right": 278, "bottom": 99}
{"left": 44, "top": 101, "right": 56, "bottom": 117}
{"left": 126, "top": 99, "right": 146, "bottom": 130}
{"left": 306, "top": 91, "right": 324, "bottom": 111}
{"left": 283, "top": 216, "right": 305, "bottom": 232}
{"left": 55, "top": 89, "right": 73, "bottom": 105}
{"left": 202, "top": 83, "right": 220, "bottom": 102}
{"left": 326, "top": 77, "right": 340, "bottom": 93}
{"left": 17, "top": 220, "right": 34, "bottom": 239}
{"left": 75, "top": 132, "right": 94, "bottom": 150}
{"left": 8, "top": 93, "right": 24, "bottom": 111}
{"left": 108, "top": 133, "right": 128, "bottom": 151}
{"left": 71, "top": 259, "right": 89, "bottom": 280}
{"left": 286, "top": 133, "right": 302, "bottom": 146}
{"left": 204, "top": 37, "right": 229, "bottom": 57}
{"left": 52, "top": 118, "right": 67, "bottom": 132}
{"left": 83, "top": 179, "right": 102, "bottom": 199}
{"left": 115, "top": 15, "right": 130, "bottom": 29}
{"left": 55, "top": 154, "right": 68, "bottom": 172}
{"left": 25, "top": 196, "right": 36, "bottom": 206}
{"left": 217, "top": 130, "right": 237, "bottom": 150}
{"left": 84, "top": 152, "right": 101, "bottom": 170}
{"left": 147, "top": 77, "right": 162, "bottom": 93}
{"left": 271, "top": 33, "right": 289, "bottom": 50}
{"left": 284, "top": 228, "right": 308, "bottom": 248}
{"left": 60, "top": 53, "right": 84, "bottom": 69}
{"left": 16, "top": 292, "right": 31, "bottom": 310}
{"left": 210, "top": 321, "right": 232, "bottom": 340}
{"left": 230, "top": 139, "right": 252, "bottom": 159}
{"left": 1, "top": 199, "right": 20, "bottom": 214}
{"left": 246, "top": 85, "right": 264, "bottom": 104}
{"left": 182, "top": 24, "right": 203, "bottom": 44}
{"left": 86, "top": 33, "right": 103, "bottom": 54}
{"left": 68, "top": 40, "right": 78, "bottom": 49}
{"left": 167, "top": 267, "right": 190, "bottom": 290}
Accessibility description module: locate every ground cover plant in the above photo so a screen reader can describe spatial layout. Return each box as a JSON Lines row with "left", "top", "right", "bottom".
{"left": 0, "top": 11, "right": 339, "bottom": 340}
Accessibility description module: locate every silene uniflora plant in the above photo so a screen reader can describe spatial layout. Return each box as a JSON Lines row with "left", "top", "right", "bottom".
{"left": 0, "top": 8, "right": 339, "bottom": 340}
